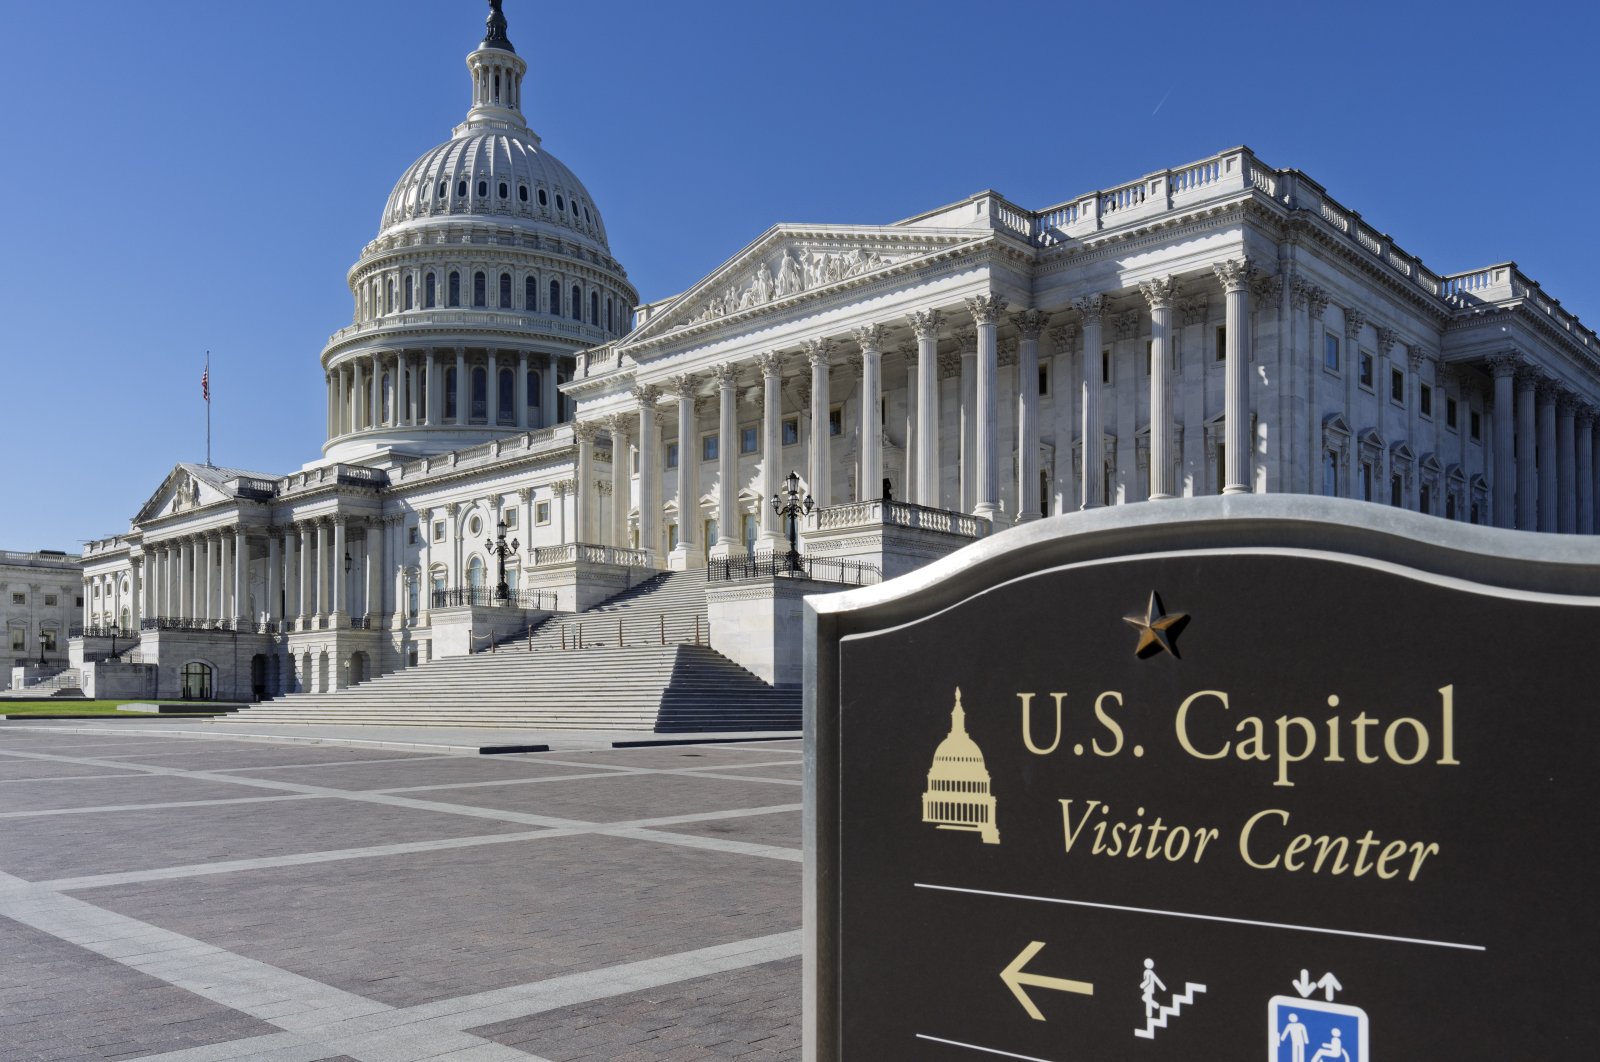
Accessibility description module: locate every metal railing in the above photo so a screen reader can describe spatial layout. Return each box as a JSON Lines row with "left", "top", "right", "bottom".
{"left": 431, "top": 587, "right": 558, "bottom": 610}
{"left": 707, "top": 555, "right": 881, "bottom": 586}
{"left": 544, "top": 613, "right": 709, "bottom": 652}
{"left": 140, "top": 616, "right": 234, "bottom": 632}
{"left": 69, "top": 625, "right": 128, "bottom": 639}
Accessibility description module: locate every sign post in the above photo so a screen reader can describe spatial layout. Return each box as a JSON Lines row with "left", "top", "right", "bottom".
{"left": 805, "top": 496, "right": 1600, "bottom": 1060}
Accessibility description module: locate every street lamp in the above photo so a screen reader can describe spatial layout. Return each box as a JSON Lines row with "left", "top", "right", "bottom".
{"left": 108, "top": 623, "right": 119, "bottom": 658}
{"left": 770, "top": 470, "right": 814, "bottom": 575}
{"left": 484, "top": 518, "right": 519, "bottom": 603}
{"left": 343, "top": 551, "right": 353, "bottom": 573}
{"left": 36, "top": 633, "right": 47, "bottom": 666}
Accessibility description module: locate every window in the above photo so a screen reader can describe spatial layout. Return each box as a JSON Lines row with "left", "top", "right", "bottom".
{"left": 1323, "top": 451, "right": 1339, "bottom": 497}
{"left": 584, "top": 206, "right": 593, "bottom": 224}
{"left": 75, "top": 595, "right": 82, "bottom": 608}
{"left": 1390, "top": 474, "right": 1404, "bottom": 507}
{"left": 467, "top": 513, "right": 483, "bottom": 537}
{"left": 432, "top": 520, "right": 445, "bottom": 543}
{"left": 1039, "top": 365, "right": 1049, "bottom": 396}
{"left": 425, "top": 273, "right": 436, "bottom": 308}
{"left": 467, "top": 555, "right": 485, "bottom": 590}
{"left": 1420, "top": 384, "right": 1433, "bottom": 418}
{"left": 1324, "top": 333, "right": 1340, "bottom": 372}
{"left": 180, "top": 661, "right": 212, "bottom": 700}
{"left": 471, "top": 366, "right": 487, "bottom": 420}
{"left": 10, "top": 592, "right": 23, "bottom": 606}
{"left": 742, "top": 514, "right": 758, "bottom": 551}
{"left": 519, "top": 184, "right": 528, "bottom": 202}
{"left": 473, "top": 271, "right": 487, "bottom": 308}
{"left": 1358, "top": 351, "right": 1373, "bottom": 388}
{"left": 1102, "top": 349, "right": 1112, "bottom": 383}
{"left": 477, "top": 179, "right": 488, "bottom": 198}
{"left": 829, "top": 407, "right": 843, "bottom": 436}
{"left": 457, "top": 179, "right": 467, "bottom": 197}
{"left": 44, "top": 594, "right": 57, "bottom": 607}
{"left": 782, "top": 417, "right": 800, "bottom": 446}
{"left": 1217, "top": 327, "right": 1229, "bottom": 363}
{"left": 407, "top": 574, "right": 419, "bottom": 620}
{"left": 408, "top": 524, "right": 418, "bottom": 546}
{"left": 667, "top": 523, "right": 679, "bottom": 550}
{"left": 9, "top": 628, "right": 23, "bottom": 652}
{"left": 606, "top": 297, "right": 614, "bottom": 332}
{"left": 42, "top": 629, "right": 57, "bottom": 651}
{"left": 502, "top": 507, "right": 518, "bottom": 530}
{"left": 535, "top": 501, "right": 551, "bottom": 525}
{"left": 740, "top": 426, "right": 758, "bottom": 454}
{"left": 498, "top": 181, "right": 508, "bottom": 199}
{"left": 538, "top": 188, "right": 548, "bottom": 206}
{"left": 404, "top": 274, "right": 414, "bottom": 310}
{"left": 1391, "top": 367, "right": 1405, "bottom": 404}
{"left": 1446, "top": 493, "right": 1457, "bottom": 520}
{"left": 1361, "top": 462, "right": 1374, "bottom": 502}
{"left": 1446, "top": 397, "right": 1459, "bottom": 430}
{"left": 702, "top": 433, "right": 719, "bottom": 461}
{"left": 498, "top": 368, "right": 514, "bottom": 419}
{"left": 665, "top": 442, "right": 679, "bottom": 469}
{"left": 444, "top": 366, "right": 458, "bottom": 419}
{"left": 438, "top": 181, "right": 447, "bottom": 199}
{"left": 1470, "top": 410, "right": 1482, "bottom": 441}
{"left": 499, "top": 273, "right": 512, "bottom": 308}
{"left": 448, "top": 271, "right": 461, "bottom": 307}
{"left": 556, "top": 194, "right": 565, "bottom": 211}
{"left": 1420, "top": 483, "right": 1433, "bottom": 514}
{"left": 570, "top": 284, "right": 582, "bottom": 321}
{"left": 525, "top": 276, "right": 536, "bottom": 311}
{"left": 590, "top": 291, "right": 600, "bottom": 325}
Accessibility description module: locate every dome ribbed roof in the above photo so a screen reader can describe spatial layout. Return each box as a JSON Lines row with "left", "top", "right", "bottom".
{"left": 380, "top": 131, "right": 610, "bottom": 249}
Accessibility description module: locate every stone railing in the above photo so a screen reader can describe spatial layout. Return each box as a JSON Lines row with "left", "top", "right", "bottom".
{"left": 388, "top": 425, "right": 568, "bottom": 484}
{"left": 1440, "top": 264, "right": 1598, "bottom": 358}
{"left": 528, "top": 543, "right": 653, "bottom": 568}
{"left": 808, "top": 500, "right": 990, "bottom": 539}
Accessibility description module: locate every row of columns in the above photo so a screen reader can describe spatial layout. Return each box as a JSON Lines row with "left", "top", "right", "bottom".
{"left": 326, "top": 348, "right": 563, "bottom": 438}
{"left": 143, "top": 527, "right": 250, "bottom": 627}
{"left": 85, "top": 566, "right": 138, "bottom": 630}
{"left": 1489, "top": 355, "right": 1600, "bottom": 533}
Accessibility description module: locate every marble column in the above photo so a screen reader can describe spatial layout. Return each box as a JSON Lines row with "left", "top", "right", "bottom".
{"left": 757, "top": 354, "right": 785, "bottom": 548}
{"left": 267, "top": 531, "right": 282, "bottom": 624}
{"left": 128, "top": 558, "right": 142, "bottom": 630}
{"left": 574, "top": 421, "right": 598, "bottom": 544}
{"left": 1515, "top": 369, "right": 1539, "bottom": 530}
{"left": 365, "top": 520, "right": 381, "bottom": 621}
{"left": 314, "top": 521, "right": 329, "bottom": 623}
{"left": 1557, "top": 395, "right": 1577, "bottom": 534}
{"left": 1075, "top": 295, "right": 1106, "bottom": 509}
{"left": 217, "top": 530, "right": 232, "bottom": 626}
{"left": 712, "top": 365, "right": 740, "bottom": 558}
{"left": 966, "top": 297, "right": 1003, "bottom": 519}
{"left": 958, "top": 330, "right": 976, "bottom": 512}
{"left": 902, "top": 346, "right": 918, "bottom": 505}
{"left": 1214, "top": 258, "right": 1255, "bottom": 494}
{"left": 603, "top": 414, "right": 629, "bottom": 548}
{"left": 1015, "top": 309, "right": 1046, "bottom": 519}
{"left": 1141, "top": 278, "right": 1178, "bottom": 500}
{"left": 330, "top": 517, "right": 346, "bottom": 622}
{"left": 668, "top": 377, "right": 698, "bottom": 568}
{"left": 636, "top": 385, "right": 663, "bottom": 563}
{"left": 1537, "top": 381, "right": 1558, "bottom": 532}
{"left": 455, "top": 347, "right": 468, "bottom": 425}
{"left": 855, "top": 325, "right": 885, "bottom": 503}
{"left": 911, "top": 310, "right": 942, "bottom": 508}
{"left": 199, "top": 535, "right": 212, "bottom": 623}
{"left": 1578, "top": 408, "right": 1595, "bottom": 535}
{"left": 296, "top": 523, "right": 311, "bottom": 625}
{"left": 1489, "top": 355, "right": 1517, "bottom": 529}
{"left": 542, "top": 356, "right": 558, "bottom": 428}
{"left": 517, "top": 352, "right": 530, "bottom": 429}
{"left": 351, "top": 359, "right": 365, "bottom": 432}
{"left": 805, "top": 339, "right": 832, "bottom": 508}
{"left": 487, "top": 350, "right": 500, "bottom": 426}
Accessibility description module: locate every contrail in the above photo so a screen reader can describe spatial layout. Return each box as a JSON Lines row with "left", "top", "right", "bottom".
{"left": 1152, "top": 87, "right": 1173, "bottom": 116}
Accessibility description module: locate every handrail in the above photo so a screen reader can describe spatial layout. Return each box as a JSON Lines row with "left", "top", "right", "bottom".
{"left": 707, "top": 554, "right": 881, "bottom": 586}
{"left": 431, "top": 587, "right": 557, "bottom": 610}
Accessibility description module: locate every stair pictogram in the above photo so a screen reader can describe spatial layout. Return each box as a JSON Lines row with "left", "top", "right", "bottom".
{"left": 1134, "top": 958, "right": 1206, "bottom": 1039}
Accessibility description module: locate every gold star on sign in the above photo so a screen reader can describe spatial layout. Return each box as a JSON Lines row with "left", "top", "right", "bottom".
{"left": 1123, "top": 591, "right": 1188, "bottom": 659}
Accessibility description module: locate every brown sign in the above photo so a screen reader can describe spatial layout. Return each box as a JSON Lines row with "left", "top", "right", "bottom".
{"left": 806, "top": 501, "right": 1600, "bottom": 1061}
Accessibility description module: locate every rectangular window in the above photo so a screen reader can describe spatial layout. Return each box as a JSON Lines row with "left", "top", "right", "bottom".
{"left": 1391, "top": 367, "right": 1405, "bottom": 404}
{"left": 665, "top": 442, "right": 679, "bottom": 469}
{"left": 1324, "top": 333, "right": 1341, "bottom": 373}
{"left": 1470, "top": 410, "right": 1482, "bottom": 441}
{"left": 1420, "top": 483, "right": 1432, "bottom": 514}
{"left": 742, "top": 514, "right": 758, "bottom": 551}
{"left": 702, "top": 433, "right": 719, "bottom": 461}
{"left": 41, "top": 630, "right": 56, "bottom": 652}
{"left": 535, "top": 501, "right": 551, "bottom": 525}
{"left": 10, "top": 593, "right": 23, "bottom": 606}
{"left": 432, "top": 521, "right": 445, "bottom": 543}
{"left": 501, "top": 507, "right": 518, "bottom": 530}
{"left": 1446, "top": 397, "right": 1459, "bottom": 430}
{"left": 667, "top": 523, "right": 679, "bottom": 550}
{"left": 783, "top": 417, "right": 799, "bottom": 446}
{"left": 1102, "top": 350, "right": 1112, "bottom": 384}
{"left": 740, "top": 426, "right": 758, "bottom": 454}
{"left": 407, "top": 576, "right": 419, "bottom": 620}
{"left": 1420, "top": 384, "right": 1433, "bottom": 418}
{"left": 1323, "top": 451, "right": 1339, "bottom": 497}
{"left": 75, "top": 596, "right": 83, "bottom": 608}
{"left": 829, "top": 407, "right": 843, "bottom": 436}
{"left": 9, "top": 628, "right": 23, "bottom": 652}
{"left": 1039, "top": 365, "right": 1049, "bottom": 396}
{"left": 1390, "top": 473, "right": 1404, "bottom": 507}
{"left": 44, "top": 594, "right": 57, "bottom": 607}
{"left": 1361, "top": 462, "right": 1374, "bottom": 502}
{"left": 1358, "top": 351, "right": 1373, "bottom": 388}
{"left": 1217, "top": 327, "right": 1228, "bottom": 363}
{"left": 407, "top": 524, "right": 418, "bottom": 545}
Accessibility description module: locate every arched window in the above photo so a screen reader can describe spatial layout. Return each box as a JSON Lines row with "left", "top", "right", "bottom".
{"left": 444, "top": 366, "right": 458, "bottom": 419}
{"left": 403, "top": 274, "right": 414, "bottom": 310}
{"left": 538, "top": 188, "right": 548, "bottom": 206}
{"left": 527, "top": 370, "right": 540, "bottom": 411}
{"left": 570, "top": 284, "right": 582, "bottom": 321}
{"left": 438, "top": 180, "right": 447, "bottom": 199}
{"left": 467, "top": 555, "right": 485, "bottom": 591}
{"left": 477, "top": 179, "right": 488, "bottom": 198}
{"left": 457, "top": 179, "right": 467, "bottom": 197}
{"left": 180, "top": 661, "right": 212, "bottom": 701}
{"left": 498, "top": 368, "right": 514, "bottom": 419}
{"left": 518, "top": 185, "right": 528, "bottom": 202}
{"left": 448, "top": 271, "right": 461, "bottom": 307}
{"left": 425, "top": 273, "right": 436, "bottom": 308}
{"left": 498, "top": 181, "right": 508, "bottom": 199}
{"left": 499, "top": 272, "right": 511, "bottom": 308}
{"left": 590, "top": 291, "right": 600, "bottom": 325}
{"left": 471, "top": 366, "right": 487, "bottom": 421}
{"left": 556, "top": 194, "right": 565, "bottom": 212}
{"left": 472, "top": 272, "right": 486, "bottom": 307}
{"left": 385, "top": 280, "right": 394, "bottom": 314}
{"left": 549, "top": 279, "right": 561, "bottom": 315}
{"left": 524, "top": 276, "right": 536, "bottom": 311}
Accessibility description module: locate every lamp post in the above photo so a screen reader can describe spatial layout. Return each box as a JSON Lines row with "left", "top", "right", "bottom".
{"left": 37, "top": 633, "right": 47, "bottom": 667}
{"left": 485, "top": 518, "right": 519, "bottom": 603}
{"left": 770, "top": 470, "right": 814, "bottom": 575}
{"left": 108, "top": 623, "right": 119, "bottom": 659}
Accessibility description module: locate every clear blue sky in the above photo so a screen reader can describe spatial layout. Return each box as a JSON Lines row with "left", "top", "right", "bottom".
{"left": 2, "top": 0, "right": 1596, "bottom": 550}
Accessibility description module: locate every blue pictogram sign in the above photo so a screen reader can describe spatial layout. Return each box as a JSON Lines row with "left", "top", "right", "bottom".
{"left": 1269, "top": 995, "right": 1369, "bottom": 1062}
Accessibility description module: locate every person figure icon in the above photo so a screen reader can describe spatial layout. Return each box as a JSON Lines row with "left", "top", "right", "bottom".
{"left": 1279, "top": 1013, "right": 1310, "bottom": 1062}
{"left": 1310, "top": 1027, "right": 1350, "bottom": 1062}
{"left": 1139, "top": 958, "right": 1165, "bottom": 1020}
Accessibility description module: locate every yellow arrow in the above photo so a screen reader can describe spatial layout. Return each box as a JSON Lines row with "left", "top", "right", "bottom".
{"left": 1000, "top": 941, "right": 1095, "bottom": 1021}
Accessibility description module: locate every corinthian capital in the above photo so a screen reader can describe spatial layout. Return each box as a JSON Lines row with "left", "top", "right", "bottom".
{"left": 965, "top": 293, "right": 1007, "bottom": 325}
{"left": 664, "top": 374, "right": 698, "bottom": 400}
{"left": 1487, "top": 352, "right": 1521, "bottom": 379}
{"left": 1211, "top": 258, "right": 1256, "bottom": 293}
{"left": 1375, "top": 327, "right": 1401, "bottom": 356}
{"left": 632, "top": 384, "right": 662, "bottom": 406}
{"left": 908, "top": 309, "right": 942, "bottom": 341}
{"left": 1343, "top": 310, "right": 1366, "bottom": 342}
{"left": 852, "top": 323, "right": 885, "bottom": 354}
{"left": 573, "top": 421, "right": 601, "bottom": 443}
{"left": 603, "top": 412, "right": 631, "bottom": 438}
{"left": 756, "top": 351, "right": 784, "bottom": 378}
{"left": 802, "top": 338, "right": 834, "bottom": 369}
{"left": 712, "top": 363, "right": 739, "bottom": 387}
{"left": 1073, "top": 294, "right": 1106, "bottom": 323}
{"left": 1138, "top": 276, "right": 1179, "bottom": 312}
{"left": 1016, "top": 309, "right": 1048, "bottom": 339}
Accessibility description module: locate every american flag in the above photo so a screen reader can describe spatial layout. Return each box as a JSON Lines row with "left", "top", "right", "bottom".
{"left": 201, "top": 366, "right": 209, "bottom": 402}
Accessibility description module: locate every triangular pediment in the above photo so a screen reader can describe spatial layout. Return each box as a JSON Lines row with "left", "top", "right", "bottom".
{"left": 132, "top": 462, "right": 279, "bottom": 525}
{"left": 622, "top": 224, "right": 989, "bottom": 347}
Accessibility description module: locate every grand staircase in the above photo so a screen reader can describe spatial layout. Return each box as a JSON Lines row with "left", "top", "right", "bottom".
{"left": 228, "top": 573, "right": 800, "bottom": 732}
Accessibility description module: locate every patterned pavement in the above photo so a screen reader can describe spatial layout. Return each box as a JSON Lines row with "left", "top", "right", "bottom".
{"left": 0, "top": 725, "right": 803, "bottom": 1061}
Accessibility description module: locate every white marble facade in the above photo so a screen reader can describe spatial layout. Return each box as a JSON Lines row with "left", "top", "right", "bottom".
{"left": 75, "top": 6, "right": 1600, "bottom": 700}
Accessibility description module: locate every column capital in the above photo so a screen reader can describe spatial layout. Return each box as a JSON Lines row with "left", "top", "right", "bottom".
{"left": 954, "top": 328, "right": 976, "bottom": 355}
{"left": 1177, "top": 294, "right": 1210, "bottom": 327}
{"left": 1343, "top": 309, "right": 1367, "bottom": 341}
{"left": 1577, "top": 404, "right": 1597, "bottom": 428}
{"left": 1514, "top": 364, "right": 1543, "bottom": 390}
{"left": 908, "top": 308, "right": 942, "bottom": 341}
{"left": 965, "top": 293, "right": 1007, "bottom": 325}
{"left": 1376, "top": 327, "right": 1401, "bottom": 356}
{"left": 516, "top": 486, "right": 533, "bottom": 503}
{"left": 1016, "top": 308, "right": 1049, "bottom": 339}
{"left": 1114, "top": 310, "right": 1141, "bottom": 341}
{"left": 632, "top": 383, "right": 663, "bottom": 406}
{"left": 1048, "top": 324, "right": 1077, "bottom": 355}
{"left": 1488, "top": 352, "right": 1521, "bottom": 378}
{"left": 713, "top": 363, "right": 739, "bottom": 387}
{"left": 802, "top": 337, "right": 835, "bottom": 368}
{"left": 574, "top": 420, "right": 602, "bottom": 443}
{"left": 1252, "top": 274, "right": 1283, "bottom": 304}
{"left": 755, "top": 352, "right": 784, "bottom": 379}
{"left": 844, "top": 352, "right": 864, "bottom": 373}
{"left": 1558, "top": 393, "right": 1583, "bottom": 417}
{"left": 1306, "top": 286, "right": 1330, "bottom": 320}
{"left": 997, "top": 338, "right": 1019, "bottom": 368}
{"left": 1138, "top": 277, "right": 1179, "bottom": 311}
{"left": 1072, "top": 293, "right": 1106, "bottom": 322}
{"left": 1211, "top": 257, "right": 1256, "bottom": 293}
{"left": 663, "top": 373, "right": 698, "bottom": 400}
{"left": 1408, "top": 347, "right": 1436, "bottom": 372}
{"left": 603, "top": 412, "right": 631, "bottom": 437}
{"left": 938, "top": 351, "right": 962, "bottom": 379}
{"left": 852, "top": 323, "right": 885, "bottom": 354}
{"left": 1536, "top": 378, "right": 1562, "bottom": 403}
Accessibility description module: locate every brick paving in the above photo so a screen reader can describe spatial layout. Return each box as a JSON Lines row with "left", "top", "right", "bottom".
{"left": 0, "top": 723, "right": 805, "bottom": 1061}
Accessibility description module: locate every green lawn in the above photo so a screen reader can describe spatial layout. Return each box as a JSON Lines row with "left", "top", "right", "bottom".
{"left": 1, "top": 700, "right": 229, "bottom": 717}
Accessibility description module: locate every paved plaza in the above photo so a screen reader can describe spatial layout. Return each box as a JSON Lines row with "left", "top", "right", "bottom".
{"left": 0, "top": 722, "right": 804, "bottom": 1061}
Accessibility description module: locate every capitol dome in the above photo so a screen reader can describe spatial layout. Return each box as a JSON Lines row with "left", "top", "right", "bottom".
{"left": 922, "top": 689, "right": 1001, "bottom": 845}
{"left": 318, "top": 0, "right": 636, "bottom": 468}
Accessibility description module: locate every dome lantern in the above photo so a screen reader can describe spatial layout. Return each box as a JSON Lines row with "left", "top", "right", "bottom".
{"left": 458, "top": 2, "right": 533, "bottom": 140}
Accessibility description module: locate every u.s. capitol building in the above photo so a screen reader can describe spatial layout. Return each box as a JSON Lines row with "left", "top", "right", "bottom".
{"left": 69, "top": 3, "right": 1600, "bottom": 713}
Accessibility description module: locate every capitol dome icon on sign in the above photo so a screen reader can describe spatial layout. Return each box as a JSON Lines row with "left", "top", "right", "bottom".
{"left": 922, "top": 688, "right": 1000, "bottom": 845}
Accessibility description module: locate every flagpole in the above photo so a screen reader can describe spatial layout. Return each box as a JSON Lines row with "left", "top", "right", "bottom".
{"left": 205, "top": 350, "right": 212, "bottom": 468}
